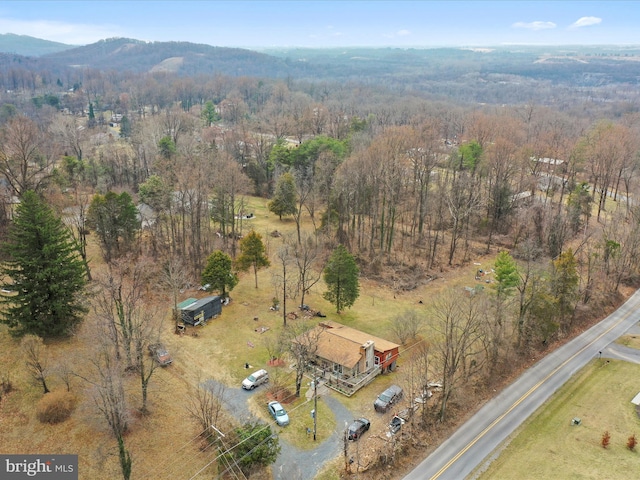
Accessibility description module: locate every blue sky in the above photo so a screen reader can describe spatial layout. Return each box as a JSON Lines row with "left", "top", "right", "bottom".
{"left": 0, "top": 1, "right": 637, "bottom": 48}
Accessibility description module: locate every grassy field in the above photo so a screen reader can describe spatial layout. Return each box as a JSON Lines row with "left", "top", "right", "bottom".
{"left": 616, "top": 334, "right": 640, "bottom": 350}
{"left": 0, "top": 194, "right": 505, "bottom": 479}
{"left": 473, "top": 358, "right": 640, "bottom": 480}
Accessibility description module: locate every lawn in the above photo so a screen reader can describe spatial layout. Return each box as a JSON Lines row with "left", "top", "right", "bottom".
{"left": 0, "top": 194, "right": 501, "bottom": 479}
{"left": 616, "top": 334, "right": 640, "bottom": 350}
{"left": 473, "top": 359, "right": 640, "bottom": 480}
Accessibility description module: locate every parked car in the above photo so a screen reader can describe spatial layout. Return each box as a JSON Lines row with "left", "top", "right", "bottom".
{"left": 347, "top": 418, "right": 371, "bottom": 440}
{"left": 267, "top": 401, "right": 290, "bottom": 426}
{"left": 389, "top": 415, "right": 405, "bottom": 434}
{"left": 374, "top": 384, "right": 403, "bottom": 413}
{"left": 242, "top": 369, "right": 269, "bottom": 390}
{"left": 148, "top": 343, "right": 173, "bottom": 366}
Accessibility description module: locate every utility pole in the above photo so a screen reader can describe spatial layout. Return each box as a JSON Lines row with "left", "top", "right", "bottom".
{"left": 313, "top": 375, "right": 318, "bottom": 441}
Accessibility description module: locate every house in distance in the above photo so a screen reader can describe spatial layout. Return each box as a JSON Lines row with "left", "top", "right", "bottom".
{"left": 178, "top": 296, "right": 222, "bottom": 325}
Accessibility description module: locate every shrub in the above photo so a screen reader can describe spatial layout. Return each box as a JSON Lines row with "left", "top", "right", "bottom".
{"left": 36, "top": 390, "right": 77, "bottom": 424}
{"left": 601, "top": 430, "right": 611, "bottom": 449}
{"left": 627, "top": 434, "right": 637, "bottom": 451}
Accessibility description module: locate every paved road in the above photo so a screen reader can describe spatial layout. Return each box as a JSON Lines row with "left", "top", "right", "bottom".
{"left": 404, "top": 289, "right": 640, "bottom": 480}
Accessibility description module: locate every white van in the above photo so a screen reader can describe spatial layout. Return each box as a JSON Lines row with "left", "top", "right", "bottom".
{"left": 242, "top": 369, "right": 269, "bottom": 390}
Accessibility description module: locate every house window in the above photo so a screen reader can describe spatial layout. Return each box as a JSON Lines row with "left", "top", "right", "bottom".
{"left": 374, "top": 356, "right": 380, "bottom": 366}
{"left": 333, "top": 364, "right": 342, "bottom": 374}
{"left": 386, "top": 352, "right": 393, "bottom": 361}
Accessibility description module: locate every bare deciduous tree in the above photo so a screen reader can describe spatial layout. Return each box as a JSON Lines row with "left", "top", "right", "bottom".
{"left": 131, "top": 307, "right": 162, "bottom": 414}
{"left": 430, "top": 290, "right": 484, "bottom": 422}
{"left": 77, "top": 338, "right": 132, "bottom": 480}
{"left": 388, "top": 309, "right": 425, "bottom": 345}
{"left": 160, "top": 255, "right": 191, "bottom": 331}
{"left": 21, "top": 334, "right": 50, "bottom": 394}
{"left": 185, "top": 378, "right": 226, "bottom": 438}
{"left": 271, "top": 238, "right": 299, "bottom": 326}
{"left": 283, "top": 321, "right": 325, "bottom": 397}
{"left": 54, "top": 359, "right": 74, "bottom": 393}
{"left": 294, "top": 234, "right": 323, "bottom": 309}
{"left": 0, "top": 115, "right": 57, "bottom": 197}
{"left": 92, "top": 257, "right": 154, "bottom": 369}
{"left": 263, "top": 330, "right": 285, "bottom": 364}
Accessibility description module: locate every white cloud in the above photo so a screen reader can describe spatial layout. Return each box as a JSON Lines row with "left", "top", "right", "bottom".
{"left": 0, "top": 18, "right": 123, "bottom": 45}
{"left": 569, "top": 16, "right": 602, "bottom": 28}
{"left": 512, "top": 21, "right": 557, "bottom": 31}
{"left": 396, "top": 29, "right": 411, "bottom": 37}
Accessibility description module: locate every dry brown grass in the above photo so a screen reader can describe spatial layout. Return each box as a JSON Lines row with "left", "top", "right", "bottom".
{"left": 0, "top": 195, "right": 510, "bottom": 480}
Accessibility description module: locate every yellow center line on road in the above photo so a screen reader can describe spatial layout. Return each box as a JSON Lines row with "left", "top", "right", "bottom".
{"left": 429, "top": 305, "right": 636, "bottom": 480}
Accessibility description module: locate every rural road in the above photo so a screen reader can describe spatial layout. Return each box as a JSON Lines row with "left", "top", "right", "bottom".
{"left": 403, "top": 289, "right": 640, "bottom": 480}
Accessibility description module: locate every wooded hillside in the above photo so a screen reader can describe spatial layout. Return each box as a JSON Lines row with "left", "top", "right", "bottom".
{"left": 1, "top": 39, "right": 640, "bottom": 479}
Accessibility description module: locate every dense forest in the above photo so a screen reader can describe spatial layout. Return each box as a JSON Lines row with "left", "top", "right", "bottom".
{"left": 1, "top": 36, "right": 640, "bottom": 479}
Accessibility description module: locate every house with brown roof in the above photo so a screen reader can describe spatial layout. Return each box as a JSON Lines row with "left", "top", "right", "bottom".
{"left": 305, "top": 320, "right": 400, "bottom": 396}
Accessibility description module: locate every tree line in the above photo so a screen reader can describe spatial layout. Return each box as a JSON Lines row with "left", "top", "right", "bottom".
{"left": 0, "top": 60, "right": 640, "bottom": 477}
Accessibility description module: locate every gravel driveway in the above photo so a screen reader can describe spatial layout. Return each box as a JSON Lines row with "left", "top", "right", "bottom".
{"left": 203, "top": 378, "right": 357, "bottom": 480}
{"left": 272, "top": 394, "right": 355, "bottom": 480}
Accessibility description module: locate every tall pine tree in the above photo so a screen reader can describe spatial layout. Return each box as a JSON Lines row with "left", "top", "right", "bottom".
{"left": 268, "top": 172, "right": 297, "bottom": 220}
{"left": 323, "top": 244, "right": 360, "bottom": 313}
{"left": 235, "top": 231, "right": 270, "bottom": 289}
{"left": 87, "top": 191, "right": 139, "bottom": 263}
{"left": 201, "top": 250, "right": 238, "bottom": 298}
{"left": 0, "top": 191, "right": 88, "bottom": 337}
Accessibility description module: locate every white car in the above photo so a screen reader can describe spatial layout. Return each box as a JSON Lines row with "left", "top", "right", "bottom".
{"left": 242, "top": 369, "right": 269, "bottom": 390}
{"left": 267, "top": 401, "right": 289, "bottom": 426}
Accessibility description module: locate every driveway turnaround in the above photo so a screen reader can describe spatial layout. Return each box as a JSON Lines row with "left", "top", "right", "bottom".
{"left": 403, "top": 289, "right": 640, "bottom": 480}
{"left": 203, "top": 378, "right": 356, "bottom": 480}
{"left": 272, "top": 395, "right": 354, "bottom": 480}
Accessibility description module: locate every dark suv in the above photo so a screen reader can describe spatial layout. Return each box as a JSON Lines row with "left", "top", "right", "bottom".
{"left": 347, "top": 418, "right": 370, "bottom": 440}
{"left": 373, "top": 384, "right": 403, "bottom": 413}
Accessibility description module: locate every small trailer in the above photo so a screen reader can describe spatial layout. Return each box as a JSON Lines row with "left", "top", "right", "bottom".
{"left": 178, "top": 296, "right": 222, "bottom": 326}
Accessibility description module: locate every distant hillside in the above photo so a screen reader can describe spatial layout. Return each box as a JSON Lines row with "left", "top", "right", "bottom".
{"left": 42, "top": 38, "right": 300, "bottom": 77}
{"left": 0, "top": 33, "right": 75, "bottom": 56}
{"left": 2, "top": 34, "right": 640, "bottom": 107}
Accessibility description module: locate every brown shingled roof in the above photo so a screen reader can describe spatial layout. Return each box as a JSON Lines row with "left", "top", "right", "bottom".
{"left": 318, "top": 320, "right": 400, "bottom": 353}
{"left": 312, "top": 326, "right": 361, "bottom": 368}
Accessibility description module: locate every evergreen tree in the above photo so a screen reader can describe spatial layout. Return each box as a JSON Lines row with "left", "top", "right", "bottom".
{"left": 567, "top": 182, "right": 592, "bottom": 234}
{"left": 323, "top": 244, "right": 360, "bottom": 313}
{"left": 201, "top": 250, "right": 238, "bottom": 298}
{"left": 551, "top": 248, "right": 579, "bottom": 330}
{"left": 87, "top": 191, "right": 140, "bottom": 263}
{"left": 226, "top": 422, "right": 280, "bottom": 476}
{"left": 268, "top": 172, "right": 297, "bottom": 220}
{"left": 119, "top": 115, "right": 132, "bottom": 138}
{"left": 457, "top": 140, "right": 483, "bottom": 174}
{"left": 201, "top": 101, "right": 220, "bottom": 126}
{"left": 235, "top": 231, "right": 270, "bottom": 288}
{"left": 158, "top": 136, "right": 176, "bottom": 159}
{"left": 493, "top": 251, "right": 519, "bottom": 297}
{"left": 0, "top": 191, "right": 87, "bottom": 337}
{"left": 87, "top": 102, "right": 96, "bottom": 128}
